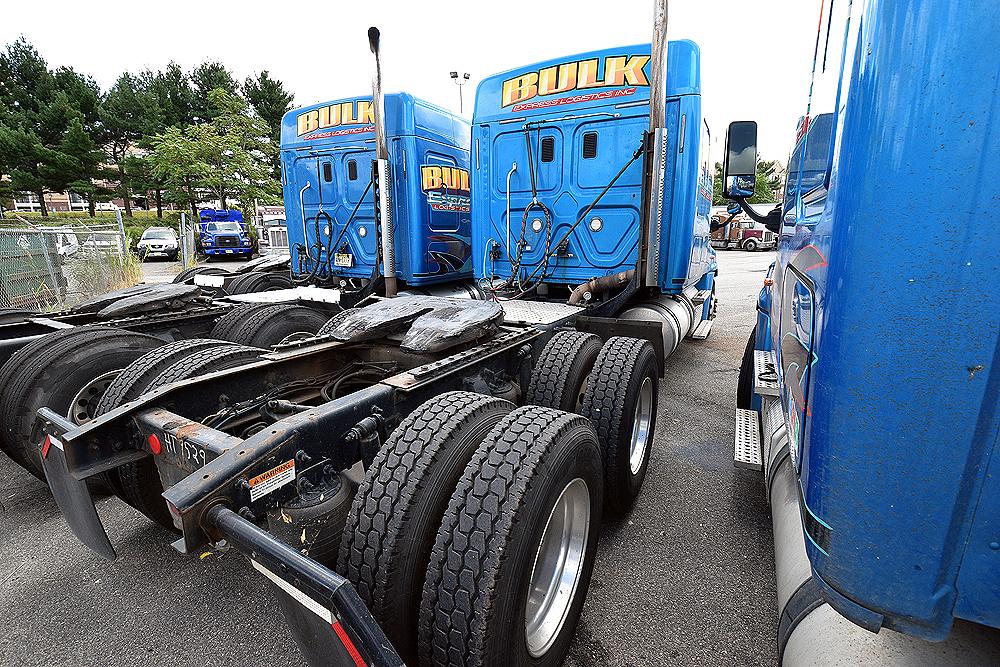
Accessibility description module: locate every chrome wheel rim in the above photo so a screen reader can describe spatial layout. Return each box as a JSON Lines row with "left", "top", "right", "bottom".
{"left": 68, "top": 369, "right": 120, "bottom": 425}
{"left": 629, "top": 377, "right": 653, "bottom": 475}
{"left": 524, "top": 477, "right": 591, "bottom": 658}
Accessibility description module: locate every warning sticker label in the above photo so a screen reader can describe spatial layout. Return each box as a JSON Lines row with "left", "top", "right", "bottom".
{"left": 248, "top": 460, "right": 296, "bottom": 502}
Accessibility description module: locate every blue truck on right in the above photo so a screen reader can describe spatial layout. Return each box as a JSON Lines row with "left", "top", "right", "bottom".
{"left": 727, "top": 0, "right": 1000, "bottom": 662}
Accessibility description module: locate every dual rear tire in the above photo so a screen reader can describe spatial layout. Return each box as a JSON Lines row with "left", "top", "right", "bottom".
{"left": 210, "top": 303, "right": 330, "bottom": 347}
{"left": 527, "top": 331, "right": 659, "bottom": 515}
{"left": 0, "top": 326, "right": 164, "bottom": 479}
{"left": 94, "top": 338, "right": 267, "bottom": 529}
{"left": 335, "top": 393, "right": 603, "bottom": 667}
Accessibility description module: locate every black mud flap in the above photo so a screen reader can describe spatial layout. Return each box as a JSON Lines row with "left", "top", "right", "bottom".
{"left": 40, "top": 424, "right": 116, "bottom": 561}
{"left": 270, "top": 580, "right": 374, "bottom": 667}
{"left": 207, "top": 506, "right": 402, "bottom": 667}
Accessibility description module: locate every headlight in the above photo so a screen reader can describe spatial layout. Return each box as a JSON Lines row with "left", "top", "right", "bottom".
{"left": 243, "top": 240, "right": 251, "bottom": 246}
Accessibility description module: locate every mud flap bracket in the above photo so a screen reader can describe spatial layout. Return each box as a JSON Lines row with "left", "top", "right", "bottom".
{"left": 38, "top": 407, "right": 117, "bottom": 561}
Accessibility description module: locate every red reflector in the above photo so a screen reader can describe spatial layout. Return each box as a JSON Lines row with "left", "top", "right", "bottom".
{"left": 331, "top": 620, "right": 367, "bottom": 667}
{"left": 148, "top": 434, "right": 162, "bottom": 456}
{"left": 41, "top": 435, "right": 52, "bottom": 459}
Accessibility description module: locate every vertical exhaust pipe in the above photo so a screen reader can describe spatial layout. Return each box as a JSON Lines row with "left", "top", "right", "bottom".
{"left": 648, "top": 0, "right": 668, "bottom": 133}
{"left": 640, "top": 0, "right": 669, "bottom": 288}
{"left": 368, "top": 26, "right": 397, "bottom": 297}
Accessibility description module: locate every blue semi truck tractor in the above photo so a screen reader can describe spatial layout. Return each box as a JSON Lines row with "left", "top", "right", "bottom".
{"left": 32, "top": 16, "right": 728, "bottom": 665}
{"left": 471, "top": 38, "right": 718, "bottom": 350}
{"left": 726, "top": 0, "right": 1000, "bottom": 662}
{"left": 279, "top": 93, "right": 477, "bottom": 302}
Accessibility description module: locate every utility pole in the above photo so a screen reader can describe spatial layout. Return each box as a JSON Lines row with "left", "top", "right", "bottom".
{"left": 450, "top": 71, "right": 470, "bottom": 114}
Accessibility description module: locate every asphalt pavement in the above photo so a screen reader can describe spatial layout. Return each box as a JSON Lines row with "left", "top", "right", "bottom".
{"left": 0, "top": 250, "right": 778, "bottom": 667}
{"left": 138, "top": 255, "right": 251, "bottom": 283}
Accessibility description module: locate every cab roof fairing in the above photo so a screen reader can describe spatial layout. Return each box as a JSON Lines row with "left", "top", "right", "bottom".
{"left": 280, "top": 92, "right": 471, "bottom": 151}
{"left": 472, "top": 40, "right": 701, "bottom": 124}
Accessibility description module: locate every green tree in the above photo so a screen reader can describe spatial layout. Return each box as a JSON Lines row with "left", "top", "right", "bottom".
{"left": 244, "top": 71, "right": 293, "bottom": 143}
{"left": 102, "top": 71, "right": 159, "bottom": 217}
{"left": 191, "top": 62, "right": 239, "bottom": 122}
{"left": 207, "top": 90, "right": 280, "bottom": 213}
{"left": 0, "top": 177, "right": 13, "bottom": 215}
{"left": 147, "top": 124, "right": 207, "bottom": 217}
{"left": 713, "top": 160, "right": 784, "bottom": 206}
{"left": 57, "top": 116, "right": 112, "bottom": 216}
{"left": 0, "top": 38, "right": 58, "bottom": 215}
{"left": 244, "top": 70, "right": 292, "bottom": 176}
{"left": 151, "top": 62, "right": 195, "bottom": 127}
{"left": 1, "top": 39, "right": 111, "bottom": 217}
{"left": 0, "top": 38, "right": 56, "bottom": 117}
{"left": 52, "top": 67, "right": 102, "bottom": 131}
{"left": 148, "top": 89, "right": 279, "bottom": 219}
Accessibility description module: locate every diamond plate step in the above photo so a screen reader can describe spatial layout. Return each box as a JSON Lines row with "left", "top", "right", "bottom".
{"left": 754, "top": 349, "right": 780, "bottom": 396}
{"left": 501, "top": 300, "right": 583, "bottom": 326}
{"left": 735, "top": 408, "right": 762, "bottom": 470}
{"left": 690, "top": 318, "right": 714, "bottom": 340}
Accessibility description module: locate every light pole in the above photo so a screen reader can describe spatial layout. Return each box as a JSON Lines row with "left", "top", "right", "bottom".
{"left": 450, "top": 71, "right": 470, "bottom": 114}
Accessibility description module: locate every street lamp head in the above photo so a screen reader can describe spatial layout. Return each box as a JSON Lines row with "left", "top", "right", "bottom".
{"left": 463, "top": 72, "right": 470, "bottom": 80}
{"left": 449, "top": 71, "right": 458, "bottom": 79}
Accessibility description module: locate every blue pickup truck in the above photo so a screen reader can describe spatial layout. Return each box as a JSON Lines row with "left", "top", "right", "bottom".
{"left": 198, "top": 209, "right": 253, "bottom": 258}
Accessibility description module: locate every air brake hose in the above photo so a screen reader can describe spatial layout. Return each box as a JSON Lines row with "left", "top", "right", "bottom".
{"left": 517, "top": 139, "right": 646, "bottom": 293}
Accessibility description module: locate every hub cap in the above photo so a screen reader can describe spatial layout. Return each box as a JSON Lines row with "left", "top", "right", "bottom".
{"left": 629, "top": 377, "right": 653, "bottom": 475}
{"left": 524, "top": 477, "right": 591, "bottom": 658}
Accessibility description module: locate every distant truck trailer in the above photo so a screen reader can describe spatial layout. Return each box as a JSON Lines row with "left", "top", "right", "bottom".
{"left": 710, "top": 205, "right": 777, "bottom": 251}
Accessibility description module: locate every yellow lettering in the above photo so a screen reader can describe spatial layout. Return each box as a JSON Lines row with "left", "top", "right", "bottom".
{"left": 297, "top": 110, "right": 319, "bottom": 135}
{"left": 357, "top": 101, "right": 374, "bottom": 124}
{"left": 538, "top": 62, "right": 578, "bottom": 96}
{"left": 501, "top": 73, "right": 539, "bottom": 107}
{"left": 341, "top": 102, "right": 357, "bottom": 124}
{"left": 422, "top": 166, "right": 442, "bottom": 191}
{"left": 603, "top": 55, "right": 650, "bottom": 86}
{"left": 576, "top": 59, "right": 604, "bottom": 89}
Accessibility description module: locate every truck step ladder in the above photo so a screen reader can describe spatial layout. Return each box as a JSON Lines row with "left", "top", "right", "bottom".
{"left": 734, "top": 408, "right": 763, "bottom": 470}
{"left": 691, "top": 289, "right": 712, "bottom": 304}
{"left": 690, "top": 318, "right": 714, "bottom": 339}
{"left": 753, "top": 350, "right": 780, "bottom": 396}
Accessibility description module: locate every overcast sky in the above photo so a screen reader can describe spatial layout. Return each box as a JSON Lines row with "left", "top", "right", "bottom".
{"left": 2, "top": 0, "right": 820, "bottom": 162}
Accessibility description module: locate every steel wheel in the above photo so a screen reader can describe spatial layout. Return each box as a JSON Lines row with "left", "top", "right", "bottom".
{"left": 524, "top": 477, "right": 591, "bottom": 658}
{"left": 629, "top": 376, "right": 653, "bottom": 475}
{"left": 69, "top": 369, "right": 121, "bottom": 424}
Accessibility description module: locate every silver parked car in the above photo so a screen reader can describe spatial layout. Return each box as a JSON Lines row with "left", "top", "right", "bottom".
{"left": 137, "top": 227, "right": 179, "bottom": 261}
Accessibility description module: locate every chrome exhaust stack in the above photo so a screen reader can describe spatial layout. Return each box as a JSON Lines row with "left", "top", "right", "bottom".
{"left": 640, "top": 0, "right": 670, "bottom": 288}
{"left": 367, "top": 26, "right": 397, "bottom": 297}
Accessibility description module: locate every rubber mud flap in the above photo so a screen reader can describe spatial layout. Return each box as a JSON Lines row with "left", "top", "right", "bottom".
{"left": 41, "top": 431, "right": 116, "bottom": 561}
{"left": 270, "top": 584, "right": 371, "bottom": 667}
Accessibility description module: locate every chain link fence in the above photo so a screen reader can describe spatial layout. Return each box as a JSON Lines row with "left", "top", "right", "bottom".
{"left": 0, "top": 216, "right": 143, "bottom": 312}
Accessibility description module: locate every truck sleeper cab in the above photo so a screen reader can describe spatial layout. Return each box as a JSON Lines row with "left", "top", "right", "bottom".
{"left": 280, "top": 94, "right": 473, "bottom": 290}
{"left": 728, "top": 0, "right": 1000, "bottom": 662}
{"left": 470, "top": 41, "right": 718, "bottom": 347}
{"left": 471, "top": 45, "right": 714, "bottom": 287}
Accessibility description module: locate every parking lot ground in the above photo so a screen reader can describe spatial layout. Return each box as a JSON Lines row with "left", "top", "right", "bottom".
{"left": 139, "top": 255, "right": 253, "bottom": 283}
{"left": 0, "top": 250, "right": 777, "bottom": 667}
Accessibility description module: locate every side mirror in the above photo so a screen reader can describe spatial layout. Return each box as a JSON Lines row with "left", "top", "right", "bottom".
{"left": 726, "top": 201, "right": 742, "bottom": 216}
{"left": 723, "top": 120, "right": 758, "bottom": 199}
